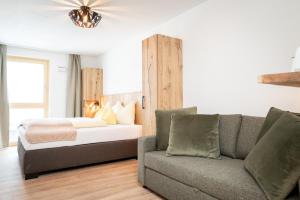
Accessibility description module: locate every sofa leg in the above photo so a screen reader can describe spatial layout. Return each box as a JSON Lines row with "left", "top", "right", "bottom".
{"left": 24, "top": 173, "right": 39, "bottom": 180}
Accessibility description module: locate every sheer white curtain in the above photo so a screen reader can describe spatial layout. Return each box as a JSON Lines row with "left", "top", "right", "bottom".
{"left": 66, "top": 54, "right": 82, "bottom": 117}
{"left": 0, "top": 44, "right": 9, "bottom": 148}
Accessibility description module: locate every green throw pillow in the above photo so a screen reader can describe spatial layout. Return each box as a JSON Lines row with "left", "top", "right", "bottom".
{"left": 256, "top": 107, "right": 300, "bottom": 143}
{"left": 155, "top": 107, "right": 197, "bottom": 150}
{"left": 166, "top": 114, "right": 220, "bottom": 158}
{"left": 244, "top": 112, "right": 300, "bottom": 200}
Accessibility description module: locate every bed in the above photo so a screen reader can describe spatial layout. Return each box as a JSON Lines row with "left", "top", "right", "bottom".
{"left": 17, "top": 92, "right": 143, "bottom": 180}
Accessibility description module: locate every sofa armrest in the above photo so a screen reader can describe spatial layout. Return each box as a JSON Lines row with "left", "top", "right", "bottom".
{"left": 138, "top": 136, "right": 156, "bottom": 185}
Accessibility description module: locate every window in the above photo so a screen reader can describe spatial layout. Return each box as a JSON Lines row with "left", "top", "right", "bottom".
{"left": 7, "top": 56, "right": 49, "bottom": 145}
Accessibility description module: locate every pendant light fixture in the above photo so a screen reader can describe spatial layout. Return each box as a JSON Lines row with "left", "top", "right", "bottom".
{"left": 69, "top": 6, "right": 102, "bottom": 28}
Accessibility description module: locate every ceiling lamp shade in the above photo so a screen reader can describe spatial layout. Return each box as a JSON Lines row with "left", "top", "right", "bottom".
{"left": 69, "top": 6, "right": 102, "bottom": 28}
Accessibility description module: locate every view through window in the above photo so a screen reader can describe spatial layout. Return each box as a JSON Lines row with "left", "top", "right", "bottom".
{"left": 7, "top": 56, "right": 49, "bottom": 145}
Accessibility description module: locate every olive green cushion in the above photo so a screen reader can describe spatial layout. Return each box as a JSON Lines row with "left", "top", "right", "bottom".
{"left": 166, "top": 114, "right": 220, "bottom": 158}
{"left": 244, "top": 112, "right": 300, "bottom": 200}
{"left": 155, "top": 107, "right": 197, "bottom": 150}
{"left": 256, "top": 107, "right": 300, "bottom": 143}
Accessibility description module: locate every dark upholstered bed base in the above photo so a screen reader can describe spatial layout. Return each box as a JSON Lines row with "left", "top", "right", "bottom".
{"left": 17, "top": 138, "right": 137, "bottom": 180}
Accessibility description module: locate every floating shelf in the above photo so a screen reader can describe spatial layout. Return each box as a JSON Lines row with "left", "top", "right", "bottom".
{"left": 258, "top": 72, "right": 300, "bottom": 87}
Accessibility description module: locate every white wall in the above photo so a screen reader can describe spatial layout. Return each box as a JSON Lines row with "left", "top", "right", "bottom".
{"left": 98, "top": 0, "right": 300, "bottom": 116}
{"left": 81, "top": 55, "right": 100, "bottom": 68}
{"left": 7, "top": 46, "right": 99, "bottom": 117}
{"left": 98, "top": 39, "right": 142, "bottom": 94}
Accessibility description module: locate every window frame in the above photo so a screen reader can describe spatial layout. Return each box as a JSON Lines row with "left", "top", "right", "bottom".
{"left": 7, "top": 56, "right": 49, "bottom": 117}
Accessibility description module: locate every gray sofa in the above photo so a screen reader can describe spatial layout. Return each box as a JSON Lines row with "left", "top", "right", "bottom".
{"left": 138, "top": 115, "right": 300, "bottom": 200}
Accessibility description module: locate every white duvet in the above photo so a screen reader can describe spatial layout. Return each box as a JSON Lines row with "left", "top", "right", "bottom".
{"left": 19, "top": 123, "right": 142, "bottom": 150}
{"left": 68, "top": 117, "right": 107, "bottom": 128}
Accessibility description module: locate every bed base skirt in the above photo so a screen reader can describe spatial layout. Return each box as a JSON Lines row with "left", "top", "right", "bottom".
{"left": 17, "top": 138, "right": 137, "bottom": 180}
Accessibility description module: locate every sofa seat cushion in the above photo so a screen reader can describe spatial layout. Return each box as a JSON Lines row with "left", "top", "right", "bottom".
{"left": 144, "top": 151, "right": 266, "bottom": 200}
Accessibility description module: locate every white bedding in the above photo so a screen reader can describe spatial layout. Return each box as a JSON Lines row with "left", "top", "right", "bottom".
{"left": 19, "top": 124, "right": 142, "bottom": 150}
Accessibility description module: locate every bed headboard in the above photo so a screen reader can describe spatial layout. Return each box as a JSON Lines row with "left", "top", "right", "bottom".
{"left": 100, "top": 92, "right": 143, "bottom": 125}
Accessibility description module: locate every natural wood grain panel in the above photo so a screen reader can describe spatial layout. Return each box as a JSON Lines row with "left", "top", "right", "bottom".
{"left": 0, "top": 147, "right": 162, "bottom": 200}
{"left": 82, "top": 68, "right": 103, "bottom": 117}
{"left": 157, "top": 35, "right": 183, "bottom": 109}
{"left": 258, "top": 71, "right": 300, "bottom": 87}
{"left": 101, "top": 92, "right": 143, "bottom": 125}
{"left": 142, "top": 34, "right": 183, "bottom": 136}
{"left": 82, "top": 68, "right": 103, "bottom": 100}
{"left": 142, "top": 36, "right": 158, "bottom": 135}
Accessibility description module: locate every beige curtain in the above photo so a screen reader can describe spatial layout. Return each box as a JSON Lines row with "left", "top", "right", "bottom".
{"left": 66, "top": 54, "right": 82, "bottom": 117}
{"left": 0, "top": 44, "right": 9, "bottom": 148}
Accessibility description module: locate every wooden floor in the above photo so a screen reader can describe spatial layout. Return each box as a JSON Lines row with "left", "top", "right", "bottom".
{"left": 0, "top": 147, "right": 162, "bottom": 200}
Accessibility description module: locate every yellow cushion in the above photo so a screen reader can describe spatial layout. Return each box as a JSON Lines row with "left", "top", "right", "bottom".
{"left": 101, "top": 107, "right": 117, "bottom": 125}
{"left": 94, "top": 108, "right": 104, "bottom": 119}
{"left": 95, "top": 105, "right": 117, "bottom": 125}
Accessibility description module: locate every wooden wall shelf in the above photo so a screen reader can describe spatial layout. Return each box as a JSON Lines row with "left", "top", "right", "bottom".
{"left": 258, "top": 72, "right": 300, "bottom": 87}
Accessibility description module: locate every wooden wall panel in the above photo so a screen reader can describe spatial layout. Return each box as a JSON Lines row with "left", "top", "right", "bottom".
{"left": 82, "top": 68, "right": 103, "bottom": 101}
{"left": 101, "top": 92, "right": 143, "bottom": 125}
{"left": 82, "top": 68, "right": 103, "bottom": 117}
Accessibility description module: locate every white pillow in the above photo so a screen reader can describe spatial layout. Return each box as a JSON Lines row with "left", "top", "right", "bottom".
{"left": 112, "top": 101, "right": 123, "bottom": 113}
{"left": 112, "top": 101, "right": 136, "bottom": 124}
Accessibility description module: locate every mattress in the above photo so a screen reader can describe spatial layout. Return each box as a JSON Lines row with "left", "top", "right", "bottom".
{"left": 19, "top": 124, "right": 142, "bottom": 150}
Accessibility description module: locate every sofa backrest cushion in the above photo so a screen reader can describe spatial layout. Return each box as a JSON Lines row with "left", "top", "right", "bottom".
{"left": 155, "top": 107, "right": 197, "bottom": 150}
{"left": 236, "top": 116, "right": 265, "bottom": 159}
{"left": 219, "top": 115, "right": 242, "bottom": 158}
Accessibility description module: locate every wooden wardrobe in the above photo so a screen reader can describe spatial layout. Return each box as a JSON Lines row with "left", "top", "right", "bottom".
{"left": 81, "top": 68, "right": 103, "bottom": 117}
{"left": 142, "top": 34, "right": 183, "bottom": 136}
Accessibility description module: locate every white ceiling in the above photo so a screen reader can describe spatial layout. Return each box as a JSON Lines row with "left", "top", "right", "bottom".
{"left": 0, "top": 0, "right": 205, "bottom": 55}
